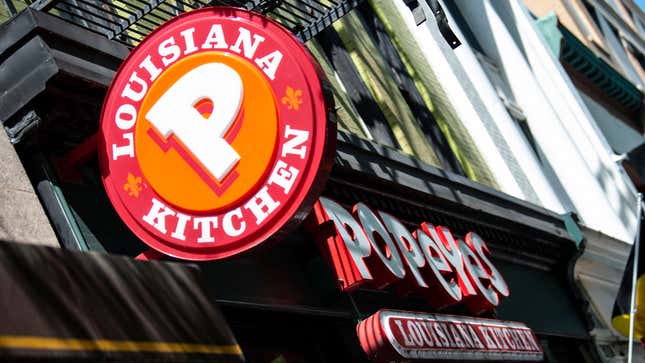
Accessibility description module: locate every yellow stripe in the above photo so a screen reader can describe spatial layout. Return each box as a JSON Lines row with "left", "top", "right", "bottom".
{"left": 0, "top": 336, "right": 242, "bottom": 355}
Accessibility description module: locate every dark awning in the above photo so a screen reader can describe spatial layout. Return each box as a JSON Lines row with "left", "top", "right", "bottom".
{"left": 0, "top": 240, "right": 243, "bottom": 362}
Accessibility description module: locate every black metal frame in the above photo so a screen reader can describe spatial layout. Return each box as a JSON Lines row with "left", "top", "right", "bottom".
{"left": 24, "top": 0, "right": 363, "bottom": 45}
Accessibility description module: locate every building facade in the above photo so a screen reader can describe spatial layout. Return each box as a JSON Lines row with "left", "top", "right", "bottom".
{"left": 524, "top": 0, "right": 645, "bottom": 361}
{"left": 380, "top": 1, "right": 642, "bottom": 361}
{"left": 0, "top": 0, "right": 641, "bottom": 362}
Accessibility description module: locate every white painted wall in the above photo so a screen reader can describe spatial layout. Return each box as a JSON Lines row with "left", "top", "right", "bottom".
{"left": 383, "top": 0, "right": 638, "bottom": 245}
{"left": 389, "top": 0, "right": 529, "bottom": 203}
{"left": 388, "top": 0, "right": 579, "bottom": 213}
{"left": 455, "top": 0, "right": 638, "bottom": 243}
{"left": 580, "top": 93, "right": 644, "bottom": 154}
{"left": 575, "top": 227, "right": 629, "bottom": 332}
{"left": 439, "top": 0, "right": 567, "bottom": 213}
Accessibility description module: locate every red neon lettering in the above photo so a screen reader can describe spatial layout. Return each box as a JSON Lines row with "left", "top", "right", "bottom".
{"left": 310, "top": 197, "right": 510, "bottom": 313}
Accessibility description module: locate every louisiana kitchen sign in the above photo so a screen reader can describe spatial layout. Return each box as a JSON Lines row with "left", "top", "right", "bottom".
{"left": 357, "top": 310, "right": 543, "bottom": 362}
{"left": 100, "top": 7, "right": 335, "bottom": 260}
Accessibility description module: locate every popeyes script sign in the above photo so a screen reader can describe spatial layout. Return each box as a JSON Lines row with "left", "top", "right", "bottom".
{"left": 311, "top": 197, "right": 510, "bottom": 314}
{"left": 100, "top": 7, "right": 335, "bottom": 260}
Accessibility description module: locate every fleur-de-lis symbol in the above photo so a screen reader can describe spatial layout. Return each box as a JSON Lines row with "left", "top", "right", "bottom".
{"left": 281, "top": 86, "right": 303, "bottom": 111}
{"left": 123, "top": 173, "right": 143, "bottom": 198}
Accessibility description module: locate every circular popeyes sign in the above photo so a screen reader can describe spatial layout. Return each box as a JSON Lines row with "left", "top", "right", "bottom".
{"left": 99, "top": 7, "right": 335, "bottom": 260}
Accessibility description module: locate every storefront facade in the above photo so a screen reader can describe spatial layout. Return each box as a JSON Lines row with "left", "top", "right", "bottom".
{"left": 0, "top": 1, "right": 599, "bottom": 362}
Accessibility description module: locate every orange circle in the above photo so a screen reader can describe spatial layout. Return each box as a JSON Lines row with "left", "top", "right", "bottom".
{"left": 135, "top": 52, "right": 279, "bottom": 212}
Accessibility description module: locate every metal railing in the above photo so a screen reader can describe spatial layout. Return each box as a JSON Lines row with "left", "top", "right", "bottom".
{"left": 1, "top": 0, "right": 363, "bottom": 46}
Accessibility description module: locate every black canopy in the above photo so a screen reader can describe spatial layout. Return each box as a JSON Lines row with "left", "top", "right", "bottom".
{"left": 0, "top": 241, "right": 243, "bottom": 362}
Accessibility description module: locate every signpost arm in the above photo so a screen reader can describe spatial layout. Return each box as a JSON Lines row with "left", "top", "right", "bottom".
{"left": 628, "top": 193, "right": 643, "bottom": 363}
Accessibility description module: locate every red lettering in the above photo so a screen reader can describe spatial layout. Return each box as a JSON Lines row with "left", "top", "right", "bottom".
{"left": 311, "top": 197, "right": 510, "bottom": 314}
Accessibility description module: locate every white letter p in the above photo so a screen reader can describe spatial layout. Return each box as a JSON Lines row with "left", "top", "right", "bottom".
{"left": 146, "top": 63, "right": 243, "bottom": 182}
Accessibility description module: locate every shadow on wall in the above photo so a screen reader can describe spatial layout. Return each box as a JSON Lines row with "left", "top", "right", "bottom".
{"left": 594, "top": 161, "right": 638, "bottom": 236}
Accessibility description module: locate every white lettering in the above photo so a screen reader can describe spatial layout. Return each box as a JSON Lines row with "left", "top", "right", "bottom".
{"left": 171, "top": 212, "right": 191, "bottom": 240}
{"left": 456, "top": 324, "right": 474, "bottom": 348}
{"left": 223, "top": 208, "right": 246, "bottom": 237}
{"left": 255, "top": 50, "right": 283, "bottom": 80}
{"left": 522, "top": 331, "right": 540, "bottom": 350}
{"left": 356, "top": 203, "right": 405, "bottom": 279}
{"left": 480, "top": 327, "right": 497, "bottom": 349}
{"left": 516, "top": 330, "right": 530, "bottom": 350}
{"left": 314, "top": 198, "right": 510, "bottom": 313}
{"left": 244, "top": 186, "right": 280, "bottom": 225}
{"left": 112, "top": 133, "right": 134, "bottom": 160}
{"left": 158, "top": 36, "right": 181, "bottom": 67}
{"left": 407, "top": 321, "right": 424, "bottom": 347}
{"left": 394, "top": 320, "right": 415, "bottom": 347}
{"left": 268, "top": 160, "right": 299, "bottom": 194}
{"left": 230, "top": 27, "right": 265, "bottom": 59}
{"left": 201, "top": 24, "right": 228, "bottom": 49}
{"left": 146, "top": 63, "right": 243, "bottom": 181}
{"left": 194, "top": 216, "right": 218, "bottom": 243}
{"left": 449, "top": 324, "right": 465, "bottom": 348}
{"left": 380, "top": 211, "right": 428, "bottom": 288}
{"left": 460, "top": 239, "right": 499, "bottom": 308}
{"left": 503, "top": 330, "right": 517, "bottom": 350}
{"left": 468, "top": 325, "right": 484, "bottom": 348}
{"left": 432, "top": 226, "right": 477, "bottom": 296}
{"left": 440, "top": 323, "right": 455, "bottom": 347}
{"left": 180, "top": 27, "right": 198, "bottom": 55}
{"left": 121, "top": 72, "right": 148, "bottom": 102}
{"left": 139, "top": 55, "right": 162, "bottom": 82}
{"left": 510, "top": 330, "right": 524, "bottom": 350}
{"left": 417, "top": 225, "right": 461, "bottom": 304}
{"left": 115, "top": 104, "right": 137, "bottom": 130}
{"left": 142, "top": 198, "right": 175, "bottom": 234}
{"left": 433, "top": 323, "right": 450, "bottom": 347}
{"left": 282, "top": 125, "right": 309, "bottom": 159}
{"left": 491, "top": 328, "right": 508, "bottom": 349}
{"left": 418, "top": 322, "right": 436, "bottom": 347}
{"left": 319, "top": 197, "right": 373, "bottom": 282}
{"left": 467, "top": 232, "right": 510, "bottom": 297}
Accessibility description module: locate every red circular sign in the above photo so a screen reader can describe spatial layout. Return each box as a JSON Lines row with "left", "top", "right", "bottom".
{"left": 99, "top": 7, "right": 335, "bottom": 260}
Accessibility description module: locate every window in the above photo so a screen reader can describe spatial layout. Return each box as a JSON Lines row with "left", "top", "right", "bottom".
{"left": 575, "top": 0, "right": 612, "bottom": 60}
{"left": 627, "top": 41, "right": 645, "bottom": 74}
{"left": 441, "top": 0, "right": 484, "bottom": 53}
{"left": 315, "top": 27, "right": 401, "bottom": 150}
{"left": 354, "top": 2, "right": 465, "bottom": 174}
{"left": 312, "top": 3, "right": 466, "bottom": 174}
{"left": 583, "top": 0, "right": 603, "bottom": 30}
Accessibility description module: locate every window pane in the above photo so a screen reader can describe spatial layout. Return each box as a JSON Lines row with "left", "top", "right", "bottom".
{"left": 306, "top": 39, "right": 372, "bottom": 139}
{"left": 367, "top": 0, "right": 499, "bottom": 188}
{"left": 357, "top": 2, "right": 465, "bottom": 175}
{"left": 316, "top": 26, "right": 401, "bottom": 149}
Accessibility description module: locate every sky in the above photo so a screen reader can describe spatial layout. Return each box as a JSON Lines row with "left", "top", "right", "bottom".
{"left": 637, "top": 0, "right": 645, "bottom": 13}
